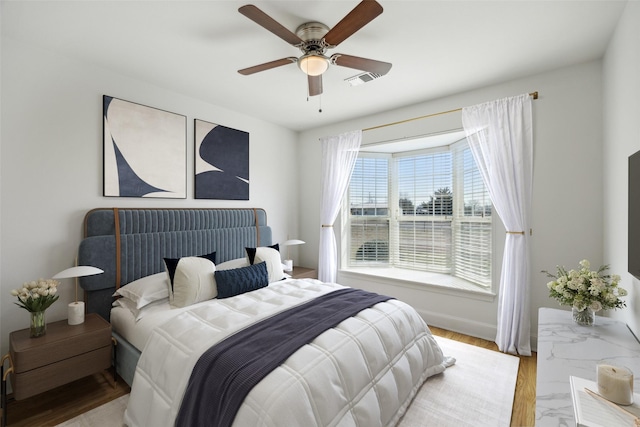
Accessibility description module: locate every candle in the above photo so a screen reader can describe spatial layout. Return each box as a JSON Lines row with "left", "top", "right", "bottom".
{"left": 597, "top": 363, "right": 634, "bottom": 405}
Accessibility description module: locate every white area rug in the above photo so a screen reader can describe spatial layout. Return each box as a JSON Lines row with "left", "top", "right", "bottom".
{"left": 55, "top": 395, "right": 128, "bottom": 427}
{"left": 398, "top": 336, "right": 520, "bottom": 427}
{"left": 56, "top": 336, "right": 519, "bottom": 427}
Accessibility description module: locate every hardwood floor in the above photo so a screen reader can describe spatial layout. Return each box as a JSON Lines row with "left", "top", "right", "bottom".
{"left": 3, "top": 328, "right": 536, "bottom": 426}
{"left": 3, "top": 371, "right": 130, "bottom": 426}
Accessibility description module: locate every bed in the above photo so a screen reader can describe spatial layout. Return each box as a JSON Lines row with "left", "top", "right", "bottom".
{"left": 78, "top": 208, "right": 450, "bottom": 427}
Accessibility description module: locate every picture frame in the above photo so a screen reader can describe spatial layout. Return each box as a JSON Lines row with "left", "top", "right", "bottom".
{"left": 194, "top": 119, "right": 249, "bottom": 200}
{"left": 103, "top": 95, "right": 187, "bottom": 198}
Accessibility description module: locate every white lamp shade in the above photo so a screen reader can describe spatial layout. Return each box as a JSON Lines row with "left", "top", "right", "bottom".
{"left": 53, "top": 265, "right": 102, "bottom": 326}
{"left": 53, "top": 266, "right": 104, "bottom": 279}
{"left": 281, "top": 240, "right": 305, "bottom": 269}
{"left": 298, "top": 55, "right": 329, "bottom": 76}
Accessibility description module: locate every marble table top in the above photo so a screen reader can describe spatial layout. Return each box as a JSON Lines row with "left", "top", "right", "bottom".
{"left": 536, "top": 307, "right": 640, "bottom": 426}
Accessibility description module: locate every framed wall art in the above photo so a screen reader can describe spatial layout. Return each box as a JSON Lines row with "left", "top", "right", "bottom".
{"left": 103, "top": 95, "right": 187, "bottom": 198}
{"left": 194, "top": 119, "right": 249, "bottom": 200}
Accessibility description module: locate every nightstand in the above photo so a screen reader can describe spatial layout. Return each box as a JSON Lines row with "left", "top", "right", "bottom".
{"left": 289, "top": 266, "right": 318, "bottom": 279}
{"left": 8, "top": 313, "right": 112, "bottom": 401}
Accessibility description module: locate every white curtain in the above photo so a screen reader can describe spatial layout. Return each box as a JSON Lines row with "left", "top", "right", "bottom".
{"left": 462, "top": 94, "right": 533, "bottom": 356}
{"left": 318, "top": 130, "right": 362, "bottom": 283}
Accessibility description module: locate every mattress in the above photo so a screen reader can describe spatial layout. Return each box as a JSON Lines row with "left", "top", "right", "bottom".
{"left": 123, "top": 278, "right": 448, "bottom": 427}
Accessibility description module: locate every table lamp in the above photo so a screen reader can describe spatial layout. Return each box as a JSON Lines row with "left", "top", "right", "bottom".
{"left": 281, "top": 239, "right": 305, "bottom": 272}
{"left": 53, "top": 265, "right": 103, "bottom": 325}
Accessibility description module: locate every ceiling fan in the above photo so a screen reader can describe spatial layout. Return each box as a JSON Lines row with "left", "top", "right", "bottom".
{"left": 237, "top": 0, "right": 392, "bottom": 97}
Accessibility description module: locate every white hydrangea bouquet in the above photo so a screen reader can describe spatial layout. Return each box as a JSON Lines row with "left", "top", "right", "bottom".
{"left": 11, "top": 278, "right": 60, "bottom": 312}
{"left": 542, "top": 260, "right": 626, "bottom": 313}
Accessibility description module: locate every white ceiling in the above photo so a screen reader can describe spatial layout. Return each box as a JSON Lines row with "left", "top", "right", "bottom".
{"left": 2, "top": 1, "right": 627, "bottom": 131}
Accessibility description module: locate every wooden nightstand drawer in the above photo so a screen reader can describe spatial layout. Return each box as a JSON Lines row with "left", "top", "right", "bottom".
{"left": 11, "top": 345, "right": 111, "bottom": 400}
{"left": 8, "top": 313, "right": 112, "bottom": 400}
{"left": 11, "top": 315, "right": 110, "bottom": 373}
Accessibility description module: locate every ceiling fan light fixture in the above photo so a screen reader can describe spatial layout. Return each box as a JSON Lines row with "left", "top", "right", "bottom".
{"left": 299, "top": 54, "right": 329, "bottom": 76}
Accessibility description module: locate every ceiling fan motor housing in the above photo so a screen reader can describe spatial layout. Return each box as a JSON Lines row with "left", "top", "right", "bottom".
{"left": 296, "top": 22, "right": 330, "bottom": 75}
{"left": 296, "top": 22, "right": 330, "bottom": 54}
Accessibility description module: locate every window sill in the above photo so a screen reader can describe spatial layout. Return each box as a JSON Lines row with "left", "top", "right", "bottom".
{"left": 339, "top": 267, "right": 496, "bottom": 302}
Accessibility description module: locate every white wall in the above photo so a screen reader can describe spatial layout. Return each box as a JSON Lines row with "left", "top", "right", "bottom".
{"left": 298, "top": 60, "right": 605, "bottom": 345}
{"left": 603, "top": 1, "right": 640, "bottom": 336}
{"left": 0, "top": 37, "right": 300, "bottom": 357}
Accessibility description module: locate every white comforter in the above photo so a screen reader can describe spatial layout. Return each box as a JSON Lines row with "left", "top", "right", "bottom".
{"left": 124, "top": 279, "right": 448, "bottom": 427}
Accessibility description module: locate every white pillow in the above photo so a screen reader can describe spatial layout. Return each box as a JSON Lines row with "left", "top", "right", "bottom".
{"left": 216, "top": 257, "right": 249, "bottom": 271}
{"left": 252, "top": 247, "right": 285, "bottom": 283}
{"left": 113, "top": 272, "right": 169, "bottom": 309}
{"left": 113, "top": 296, "right": 168, "bottom": 321}
{"left": 167, "top": 256, "right": 217, "bottom": 308}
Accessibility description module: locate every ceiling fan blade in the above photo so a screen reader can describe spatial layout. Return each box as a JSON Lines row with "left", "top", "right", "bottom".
{"left": 239, "top": 5, "right": 303, "bottom": 46}
{"left": 324, "top": 0, "right": 383, "bottom": 47}
{"left": 308, "top": 75, "right": 323, "bottom": 97}
{"left": 238, "top": 57, "right": 297, "bottom": 75}
{"left": 331, "top": 54, "right": 392, "bottom": 75}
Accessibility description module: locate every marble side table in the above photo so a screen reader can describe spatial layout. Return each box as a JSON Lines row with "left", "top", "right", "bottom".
{"left": 536, "top": 307, "right": 640, "bottom": 426}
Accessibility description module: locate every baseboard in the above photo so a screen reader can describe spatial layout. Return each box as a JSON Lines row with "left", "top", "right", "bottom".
{"left": 418, "top": 308, "right": 497, "bottom": 342}
{"left": 418, "top": 308, "right": 539, "bottom": 353}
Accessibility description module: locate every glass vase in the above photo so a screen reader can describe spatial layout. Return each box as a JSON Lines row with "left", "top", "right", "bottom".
{"left": 30, "top": 310, "right": 46, "bottom": 337}
{"left": 572, "top": 306, "right": 595, "bottom": 326}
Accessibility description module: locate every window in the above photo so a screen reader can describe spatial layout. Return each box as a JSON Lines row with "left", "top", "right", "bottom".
{"left": 344, "top": 134, "right": 492, "bottom": 289}
{"left": 349, "top": 156, "right": 389, "bottom": 263}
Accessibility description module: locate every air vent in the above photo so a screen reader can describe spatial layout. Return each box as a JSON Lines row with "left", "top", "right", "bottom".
{"left": 345, "top": 72, "right": 382, "bottom": 87}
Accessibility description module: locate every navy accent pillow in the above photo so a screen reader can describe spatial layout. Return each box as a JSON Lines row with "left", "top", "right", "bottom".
{"left": 245, "top": 244, "right": 279, "bottom": 265}
{"left": 215, "top": 262, "right": 269, "bottom": 299}
{"left": 164, "top": 251, "right": 216, "bottom": 291}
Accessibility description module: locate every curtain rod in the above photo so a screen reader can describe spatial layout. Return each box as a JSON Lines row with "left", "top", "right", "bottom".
{"left": 363, "top": 91, "right": 539, "bottom": 133}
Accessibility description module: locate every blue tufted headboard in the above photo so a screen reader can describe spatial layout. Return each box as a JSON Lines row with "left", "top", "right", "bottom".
{"left": 78, "top": 208, "right": 272, "bottom": 321}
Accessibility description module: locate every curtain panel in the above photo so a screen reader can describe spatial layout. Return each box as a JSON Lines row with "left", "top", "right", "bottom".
{"left": 462, "top": 93, "right": 533, "bottom": 355}
{"left": 318, "top": 130, "right": 362, "bottom": 283}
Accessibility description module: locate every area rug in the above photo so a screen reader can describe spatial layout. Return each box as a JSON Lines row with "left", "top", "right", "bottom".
{"left": 56, "top": 336, "right": 519, "bottom": 427}
{"left": 55, "top": 395, "right": 128, "bottom": 427}
{"left": 398, "top": 336, "right": 520, "bottom": 427}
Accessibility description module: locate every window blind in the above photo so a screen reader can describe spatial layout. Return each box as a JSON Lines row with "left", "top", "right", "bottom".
{"left": 396, "top": 152, "right": 453, "bottom": 273}
{"left": 346, "top": 137, "right": 492, "bottom": 289}
{"left": 349, "top": 157, "right": 389, "bottom": 264}
{"left": 453, "top": 146, "right": 492, "bottom": 287}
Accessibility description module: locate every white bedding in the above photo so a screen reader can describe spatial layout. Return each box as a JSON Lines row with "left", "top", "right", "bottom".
{"left": 123, "top": 278, "right": 448, "bottom": 427}
{"left": 112, "top": 299, "right": 200, "bottom": 350}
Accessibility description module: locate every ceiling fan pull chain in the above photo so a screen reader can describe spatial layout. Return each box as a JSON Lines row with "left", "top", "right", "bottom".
{"left": 319, "top": 95, "right": 323, "bottom": 113}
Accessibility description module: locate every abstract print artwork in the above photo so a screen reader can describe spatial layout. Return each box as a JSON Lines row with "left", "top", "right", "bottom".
{"left": 195, "top": 119, "right": 249, "bottom": 200}
{"left": 103, "top": 96, "right": 186, "bottom": 198}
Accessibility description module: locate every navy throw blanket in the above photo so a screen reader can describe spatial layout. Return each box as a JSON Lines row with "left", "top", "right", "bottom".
{"left": 175, "top": 288, "right": 393, "bottom": 427}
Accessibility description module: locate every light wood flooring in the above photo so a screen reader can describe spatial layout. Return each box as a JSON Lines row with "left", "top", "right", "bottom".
{"left": 3, "top": 328, "right": 536, "bottom": 426}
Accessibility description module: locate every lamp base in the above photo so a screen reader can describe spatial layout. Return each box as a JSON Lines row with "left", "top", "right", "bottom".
{"left": 68, "top": 301, "right": 85, "bottom": 325}
{"left": 283, "top": 260, "right": 293, "bottom": 272}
